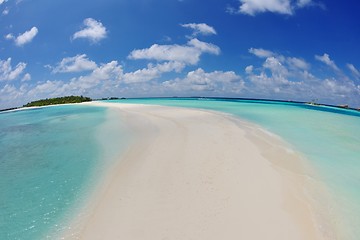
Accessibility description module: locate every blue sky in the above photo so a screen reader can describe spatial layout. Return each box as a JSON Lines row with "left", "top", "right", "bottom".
{"left": 1, "top": 0, "right": 360, "bottom": 109}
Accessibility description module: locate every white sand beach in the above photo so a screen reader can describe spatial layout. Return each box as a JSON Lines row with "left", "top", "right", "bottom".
{"left": 68, "top": 102, "right": 327, "bottom": 239}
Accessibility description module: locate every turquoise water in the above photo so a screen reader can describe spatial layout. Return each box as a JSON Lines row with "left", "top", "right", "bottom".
{"left": 1, "top": 99, "right": 360, "bottom": 239}
{"left": 110, "top": 98, "right": 360, "bottom": 239}
{"left": 0, "top": 105, "right": 127, "bottom": 239}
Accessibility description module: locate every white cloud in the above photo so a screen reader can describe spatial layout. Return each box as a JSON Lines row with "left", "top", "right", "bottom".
{"left": 0, "top": 0, "right": 8, "bottom": 5}
{"left": 0, "top": 82, "right": 34, "bottom": 109}
{"left": 154, "top": 61, "right": 185, "bottom": 73}
{"left": 321, "top": 78, "right": 359, "bottom": 100}
{"left": 123, "top": 67, "right": 162, "bottom": 84}
{"left": 245, "top": 65, "right": 254, "bottom": 74}
{"left": 3, "top": 44, "right": 360, "bottom": 110}
{"left": 321, "top": 79, "right": 346, "bottom": 95}
{"left": 347, "top": 63, "right": 360, "bottom": 79}
{"left": 245, "top": 49, "right": 360, "bottom": 106}
{"left": 52, "top": 54, "right": 98, "bottom": 73}
{"left": 249, "top": 48, "right": 275, "bottom": 58}
{"left": 287, "top": 57, "right": 309, "bottom": 70}
{"left": 231, "top": 0, "right": 318, "bottom": 16}
{"left": 25, "top": 61, "right": 123, "bottom": 101}
{"left": 246, "top": 52, "right": 307, "bottom": 96}
{"left": 5, "top": 33, "right": 13, "bottom": 40}
{"left": 188, "top": 38, "right": 220, "bottom": 55}
{"left": 4, "top": 58, "right": 187, "bottom": 108}
{"left": 163, "top": 68, "right": 244, "bottom": 93}
{"left": 128, "top": 38, "right": 220, "bottom": 65}
{"left": 297, "top": 0, "right": 312, "bottom": 8}
{"left": 263, "top": 57, "right": 288, "bottom": 75}
{"left": 0, "top": 84, "right": 22, "bottom": 107}
{"left": 22, "top": 73, "right": 31, "bottom": 81}
{"left": 0, "top": 58, "right": 27, "bottom": 81}
{"left": 27, "top": 80, "right": 64, "bottom": 97}
{"left": 84, "top": 61, "right": 122, "bottom": 83}
{"left": 181, "top": 23, "right": 217, "bottom": 36}
{"left": 2, "top": 7, "right": 9, "bottom": 15}
{"left": 16, "top": 27, "right": 38, "bottom": 46}
{"left": 250, "top": 47, "right": 310, "bottom": 71}
{"left": 238, "top": 0, "right": 293, "bottom": 15}
{"left": 124, "top": 61, "right": 185, "bottom": 84}
{"left": 246, "top": 58, "right": 308, "bottom": 98}
{"left": 5, "top": 27, "right": 38, "bottom": 46}
{"left": 73, "top": 18, "right": 107, "bottom": 43}
{"left": 315, "top": 53, "right": 340, "bottom": 72}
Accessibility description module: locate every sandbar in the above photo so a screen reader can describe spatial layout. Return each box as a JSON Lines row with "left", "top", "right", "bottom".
{"left": 66, "top": 102, "right": 328, "bottom": 239}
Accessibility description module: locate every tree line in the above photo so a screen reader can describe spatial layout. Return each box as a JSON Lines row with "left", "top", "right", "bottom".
{"left": 23, "top": 96, "right": 92, "bottom": 107}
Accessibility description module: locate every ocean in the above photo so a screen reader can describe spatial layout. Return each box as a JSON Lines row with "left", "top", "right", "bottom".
{"left": 0, "top": 104, "right": 128, "bottom": 239}
{"left": 1, "top": 98, "right": 360, "bottom": 239}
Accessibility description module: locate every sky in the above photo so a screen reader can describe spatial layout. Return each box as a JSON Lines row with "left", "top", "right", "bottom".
{"left": 1, "top": 0, "right": 360, "bottom": 109}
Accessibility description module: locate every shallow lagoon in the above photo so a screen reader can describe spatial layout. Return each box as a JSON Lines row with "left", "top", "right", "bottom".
{"left": 114, "top": 98, "right": 360, "bottom": 239}
{"left": 0, "top": 105, "right": 127, "bottom": 239}
{"left": 1, "top": 98, "right": 360, "bottom": 239}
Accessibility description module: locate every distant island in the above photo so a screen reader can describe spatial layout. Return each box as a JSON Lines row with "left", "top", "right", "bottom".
{"left": 23, "top": 96, "right": 92, "bottom": 107}
{"left": 100, "top": 97, "right": 125, "bottom": 100}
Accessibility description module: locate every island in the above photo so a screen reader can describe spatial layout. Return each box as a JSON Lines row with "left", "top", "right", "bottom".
{"left": 23, "top": 96, "right": 92, "bottom": 107}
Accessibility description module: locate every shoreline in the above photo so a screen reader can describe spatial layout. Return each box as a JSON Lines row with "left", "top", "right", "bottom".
{"left": 63, "top": 102, "right": 332, "bottom": 239}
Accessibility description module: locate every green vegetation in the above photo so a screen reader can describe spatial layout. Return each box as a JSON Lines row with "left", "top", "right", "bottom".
{"left": 101, "top": 97, "right": 121, "bottom": 100}
{"left": 23, "top": 96, "right": 92, "bottom": 107}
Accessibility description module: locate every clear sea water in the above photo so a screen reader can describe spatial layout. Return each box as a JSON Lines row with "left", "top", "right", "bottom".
{"left": 0, "top": 105, "right": 128, "bottom": 239}
{"left": 1, "top": 98, "right": 360, "bottom": 239}
{"left": 111, "top": 98, "right": 360, "bottom": 239}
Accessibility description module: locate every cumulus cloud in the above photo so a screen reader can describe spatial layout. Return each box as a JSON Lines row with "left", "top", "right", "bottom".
{"left": 246, "top": 49, "right": 308, "bottom": 95}
{"left": 246, "top": 56, "right": 296, "bottom": 94}
{"left": 188, "top": 38, "right": 220, "bottom": 54}
{"left": 0, "top": 58, "right": 27, "bottom": 81}
{"left": 249, "top": 48, "right": 275, "bottom": 58}
{"left": 128, "top": 38, "right": 220, "bottom": 65}
{"left": 315, "top": 53, "right": 340, "bottom": 72}
{"left": 0, "top": 84, "right": 23, "bottom": 108}
{"left": 123, "top": 61, "right": 185, "bottom": 84}
{"left": 73, "top": 18, "right": 107, "bottom": 43}
{"left": 246, "top": 63, "right": 311, "bottom": 98}
{"left": 6, "top": 27, "right": 38, "bottom": 46}
{"left": 322, "top": 79, "right": 352, "bottom": 97}
{"left": 287, "top": 57, "right": 309, "bottom": 70}
{"left": 181, "top": 23, "right": 217, "bottom": 36}
{"left": 249, "top": 48, "right": 309, "bottom": 70}
{"left": 22, "top": 73, "right": 31, "bottom": 81}
{"left": 245, "top": 48, "right": 360, "bottom": 106}
{"left": 52, "top": 54, "right": 98, "bottom": 73}
{"left": 82, "top": 61, "right": 122, "bottom": 85}
{"left": 245, "top": 65, "right": 254, "bottom": 74}
{"left": 163, "top": 68, "right": 244, "bottom": 93}
{"left": 16, "top": 27, "right": 38, "bottom": 46}
{"left": 229, "top": 0, "right": 318, "bottom": 16}
{"left": 240, "top": 0, "right": 292, "bottom": 15}
{"left": 25, "top": 61, "right": 123, "bottom": 102}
